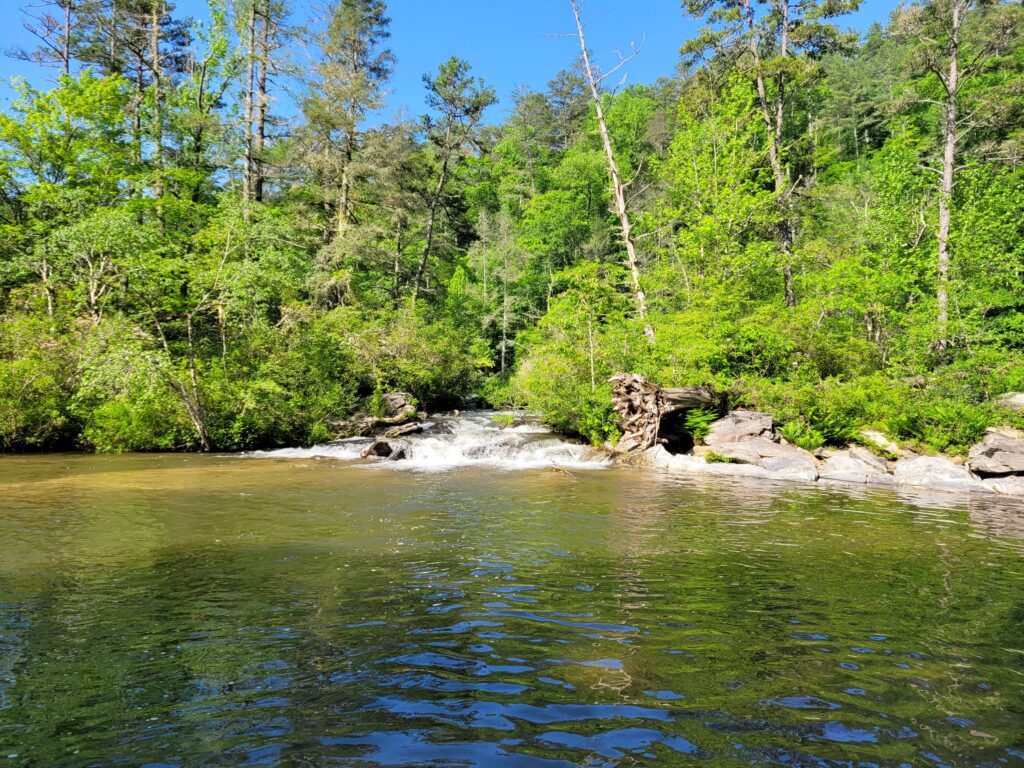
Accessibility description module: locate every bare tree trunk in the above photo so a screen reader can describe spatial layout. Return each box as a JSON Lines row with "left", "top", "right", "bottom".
{"left": 501, "top": 249, "right": 509, "bottom": 373}
{"left": 254, "top": 2, "right": 269, "bottom": 203}
{"left": 570, "top": 0, "right": 653, "bottom": 342}
{"left": 62, "top": 1, "right": 71, "bottom": 75}
{"left": 392, "top": 218, "right": 403, "bottom": 307}
{"left": 744, "top": 0, "right": 796, "bottom": 308}
{"left": 412, "top": 135, "right": 450, "bottom": 303}
{"left": 149, "top": 2, "right": 164, "bottom": 213}
{"left": 243, "top": 0, "right": 256, "bottom": 213}
{"left": 935, "top": 1, "right": 961, "bottom": 355}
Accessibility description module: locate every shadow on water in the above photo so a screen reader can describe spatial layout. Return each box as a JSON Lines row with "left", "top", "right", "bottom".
{"left": 1, "top": 448, "right": 1023, "bottom": 767}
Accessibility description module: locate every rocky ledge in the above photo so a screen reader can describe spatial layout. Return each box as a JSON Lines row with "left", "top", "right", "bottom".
{"left": 626, "top": 410, "right": 1024, "bottom": 499}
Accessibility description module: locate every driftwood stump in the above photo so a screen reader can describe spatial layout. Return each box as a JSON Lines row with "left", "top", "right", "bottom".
{"left": 609, "top": 373, "right": 718, "bottom": 453}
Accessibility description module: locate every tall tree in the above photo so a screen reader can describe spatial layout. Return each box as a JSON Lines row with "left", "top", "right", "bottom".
{"left": 236, "top": 0, "right": 288, "bottom": 209}
{"left": 10, "top": 0, "right": 101, "bottom": 75}
{"left": 894, "top": 0, "right": 1023, "bottom": 354}
{"left": 411, "top": 56, "right": 495, "bottom": 303}
{"left": 682, "top": 0, "right": 861, "bottom": 307}
{"left": 301, "top": 0, "right": 393, "bottom": 237}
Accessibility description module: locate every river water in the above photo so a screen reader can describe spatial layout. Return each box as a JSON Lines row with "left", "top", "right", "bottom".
{"left": 1, "top": 415, "right": 1023, "bottom": 767}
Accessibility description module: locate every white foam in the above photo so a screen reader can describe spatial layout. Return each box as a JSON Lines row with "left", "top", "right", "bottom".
{"left": 246, "top": 412, "right": 608, "bottom": 472}
{"left": 248, "top": 441, "right": 366, "bottom": 460}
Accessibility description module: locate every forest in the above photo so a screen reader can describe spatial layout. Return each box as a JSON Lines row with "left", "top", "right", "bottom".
{"left": 0, "top": 0, "right": 1022, "bottom": 455}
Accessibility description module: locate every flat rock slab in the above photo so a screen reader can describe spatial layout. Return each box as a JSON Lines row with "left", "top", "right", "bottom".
{"left": 966, "top": 431, "right": 1024, "bottom": 476}
{"left": 819, "top": 449, "right": 896, "bottom": 487}
{"left": 704, "top": 412, "right": 774, "bottom": 446}
{"left": 894, "top": 456, "right": 993, "bottom": 494}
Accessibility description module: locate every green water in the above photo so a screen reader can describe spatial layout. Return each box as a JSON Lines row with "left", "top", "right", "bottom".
{"left": 1, "top": 453, "right": 1023, "bottom": 767}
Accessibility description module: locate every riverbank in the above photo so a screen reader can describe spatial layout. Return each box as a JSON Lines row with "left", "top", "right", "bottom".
{"left": 614, "top": 409, "right": 1024, "bottom": 499}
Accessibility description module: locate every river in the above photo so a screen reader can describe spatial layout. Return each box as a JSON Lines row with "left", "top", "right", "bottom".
{"left": 1, "top": 414, "right": 1023, "bottom": 766}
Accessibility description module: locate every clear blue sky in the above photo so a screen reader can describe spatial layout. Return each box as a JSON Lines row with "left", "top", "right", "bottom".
{"left": 1, "top": 0, "right": 902, "bottom": 121}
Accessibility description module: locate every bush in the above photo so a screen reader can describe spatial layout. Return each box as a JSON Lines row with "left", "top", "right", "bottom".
{"left": 684, "top": 407, "right": 717, "bottom": 442}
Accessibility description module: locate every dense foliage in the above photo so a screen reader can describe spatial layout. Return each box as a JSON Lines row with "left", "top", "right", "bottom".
{"left": 1, "top": 0, "right": 1022, "bottom": 453}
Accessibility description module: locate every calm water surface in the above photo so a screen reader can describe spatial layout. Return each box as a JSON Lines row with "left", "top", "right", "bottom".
{"left": 1, "top": 452, "right": 1023, "bottom": 767}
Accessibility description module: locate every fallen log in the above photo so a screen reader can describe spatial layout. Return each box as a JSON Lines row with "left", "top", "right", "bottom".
{"left": 609, "top": 373, "right": 719, "bottom": 453}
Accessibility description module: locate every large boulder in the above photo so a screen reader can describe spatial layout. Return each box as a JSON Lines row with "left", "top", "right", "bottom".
{"left": 966, "top": 430, "right": 1024, "bottom": 476}
{"left": 819, "top": 447, "right": 895, "bottom": 487}
{"left": 703, "top": 411, "right": 775, "bottom": 446}
{"left": 996, "top": 392, "right": 1024, "bottom": 412}
{"left": 893, "top": 456, "right": 992, "bottom": 494}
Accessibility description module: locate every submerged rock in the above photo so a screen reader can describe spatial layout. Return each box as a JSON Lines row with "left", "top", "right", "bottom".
{"left": 704, "top": 411, "right": 775, "bottom": 446}
{"left": 361, "top": 440, "right": 396, "bottom": 458}
{"left": 966, "top": 430, "right": 1024, "bottom": 476}
{"left": 893, "top": 456, "right": 992, "bottom": 494}
{"left": 819, "top": 448, "right": 896, "bottom": 487}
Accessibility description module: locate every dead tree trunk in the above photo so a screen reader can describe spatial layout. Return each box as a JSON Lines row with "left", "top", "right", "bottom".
{"left": 569, "top": 0, "right": 654, "bottom": 342}
{"left": 609, "top": 373, "right": 718, "bottom": 453}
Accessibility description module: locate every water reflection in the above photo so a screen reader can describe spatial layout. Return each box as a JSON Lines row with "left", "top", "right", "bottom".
{"left": 0, "top": 456, "right": 1022, "bottom": 766}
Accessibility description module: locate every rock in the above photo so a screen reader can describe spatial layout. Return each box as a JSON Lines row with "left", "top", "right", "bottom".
{"left": 893, "top": 456, "right": 993, "bottom": 494}
{"left": 966, "top": 431, "right": 1024, "bottom": 476}
{"left": 666, "top": 453, "right": 774, "bottom": 478}
{"left": 859, "top": 429, "right": 901, "bottom": 456}
{"left": 385, "top": 422, "right": 424, "bottom": 439}
{"left": 381, "top": 392, "right": 417, "bottom": 419}
{"left": 761, "top": 454, "right": 819, "bottom": 482}
{"left": 819, "top": 449, "right": 896, "bottom": 487}
{"left": 983, "top": 475, "right": 1024, "bottom": 496}
{"left": 388, "top": 447, "right": 407, "bottom": 461}
{"left": 996, "top": 392, "right": 1024, "bottom": 412}
{"left": 703, "top": 411, "right": 775, "bottom": 446}
{"left": 361, "top": 440, "right": 395, "bottom": 459}
{"left": 697, "top": 436, "right": 808, "bottom": 465}
{"left": 641, "top": 445, "right": 676, "bottom": 470}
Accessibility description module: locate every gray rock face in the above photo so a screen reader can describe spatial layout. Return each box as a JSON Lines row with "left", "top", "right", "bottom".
{"left": 704, "top": 411, "right": 774, "bottom": 446}
{"left": 761, "top": 454, "right": 819, "bottom": 482}
{"left": 983, "top": 475, "right": 1024, "bottom": 496}
{"left": 819, "top": 448, "right": 895, "bottom": 486}
{"left": 700, "top": 436, "right": 810, "bottom": 465}
{"left": 966, "top": 431, "right": 1024, "bottom": 476}
{"left": 997, "top": 392, "right": 1024, "bottom": 412}
{"left": 893, "top": 456, "right": 993, "bottom": 494}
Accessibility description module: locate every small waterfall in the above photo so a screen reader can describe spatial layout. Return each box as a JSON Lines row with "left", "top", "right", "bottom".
{"left": 248, "top": 412, "right": 609, "bottom": 471}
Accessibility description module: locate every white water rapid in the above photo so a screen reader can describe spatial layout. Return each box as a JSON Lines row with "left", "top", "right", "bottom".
{"left": 247, "top": 411, "right": 609, "bottom": 472}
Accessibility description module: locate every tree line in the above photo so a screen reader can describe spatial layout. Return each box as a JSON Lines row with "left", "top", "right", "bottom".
{"left": 1, "top": 0, "right": 1022, "bottom": 454}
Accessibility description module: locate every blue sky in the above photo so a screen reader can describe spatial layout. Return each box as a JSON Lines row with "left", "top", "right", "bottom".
{"left": 1, "top": 0, "right": 903, "bottom": 121}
